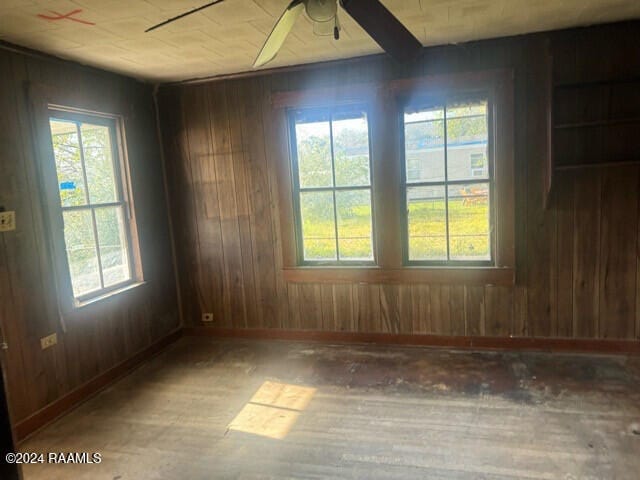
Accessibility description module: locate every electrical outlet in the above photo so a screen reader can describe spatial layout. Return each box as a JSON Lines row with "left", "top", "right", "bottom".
{"left": 40, "top": 333, "right": 57, "bottom": 350}
{"left": 0, "top": 211, "right": 15, "bottom": 232}
{"left": 202, "top": 313, "right": 214, "bottom": 323}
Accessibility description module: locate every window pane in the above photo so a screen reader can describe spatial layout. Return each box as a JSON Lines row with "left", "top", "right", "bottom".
{"left": 404, "top": 107, "right": 445, "bottom": 183}
{"left": 295, "top": 115, "right": 333, "bottom": 188}
{"left": 95, "top": 206, "right": 131, "bottom": 287}
{"left": 50, "top": 119, "right": 87, "bottom": 207}
{"left": 81, "top": 123, "right": 118, "bottom": 203}
{"left": 63, "top": 210, "right": 101, "bottom": 297}
{"left": 336, "top": 189, "right": 373, "bottom": 261}
{"left": 448, "top": 183, "right": 491, "bottom": 261}
{"left": 300, "top": 191, "right": 336, "bottom": 261}
{"left": 333, "top": 112, "right": 370, "bottom": 187}
{"left": 407, "top": 186, "right": 447, "bottom": 261}
{"left": 447, "top": 101, "right": 489, "bottom": 181}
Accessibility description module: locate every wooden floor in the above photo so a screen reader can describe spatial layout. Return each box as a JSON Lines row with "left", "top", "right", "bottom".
{"left": 20, "top": 338, "right": 640, "bottom": 479}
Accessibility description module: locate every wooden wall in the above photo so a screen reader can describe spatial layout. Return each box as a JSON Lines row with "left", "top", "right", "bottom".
{"left": 0, "top": 46, "right": 179, "bottom": 427}
{"left": 158, "top": 21, "right": 640, "bottom": 342}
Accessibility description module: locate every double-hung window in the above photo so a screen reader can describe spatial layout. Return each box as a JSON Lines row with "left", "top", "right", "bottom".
{"left": 47, "top": 109, "right": 136, "bottom": 303}
{"left": 402, "top": 99, "right": 493, "bottom": 265}
{"left": 277, "top": 69, "right": 515, "bottom": 284}
{"left": 289, "top": 106, "right": 374, "bottom": 265}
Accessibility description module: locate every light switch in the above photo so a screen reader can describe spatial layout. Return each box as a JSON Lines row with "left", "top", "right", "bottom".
{"left": 0, "top": 211, "right": 15, "bottom": 232}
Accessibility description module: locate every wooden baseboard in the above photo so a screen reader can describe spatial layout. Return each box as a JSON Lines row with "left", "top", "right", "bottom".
{"left": 183, "top": 327, "right": 640, "bottom": 355}
{"left": 14, "top": 328, "right": 182, "bottom": 442}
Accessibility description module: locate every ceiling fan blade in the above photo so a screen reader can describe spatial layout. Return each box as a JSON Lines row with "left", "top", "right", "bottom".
{"left": 253, "top": 0, "right": 305, "bottom": 68}
{"left": 145, "top": 0, "right": 225, "bottom": 32}
{"left": 339, "top": 0, "right": 422, "bottom": 63}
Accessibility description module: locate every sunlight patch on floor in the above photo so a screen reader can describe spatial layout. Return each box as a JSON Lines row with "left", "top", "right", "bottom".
{"left": 228, "top": 381, "right": 316, "bottom": 440}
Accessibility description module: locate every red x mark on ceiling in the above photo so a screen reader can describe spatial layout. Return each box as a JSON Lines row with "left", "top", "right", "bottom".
{"left": 37, "top": 9, "right": 96, "bottom": 26}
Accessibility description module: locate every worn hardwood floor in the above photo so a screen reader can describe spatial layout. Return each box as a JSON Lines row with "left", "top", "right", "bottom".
{"left": 20, "top": 338, "right": 640, "bottom": 479}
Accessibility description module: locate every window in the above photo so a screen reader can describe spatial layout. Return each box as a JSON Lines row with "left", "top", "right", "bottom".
{"left": 275, "top": 69, "right": 515, "bottom": 285}
{"left": 289, "top": 107, "right": 374, "bottom": 265}
{"left": 47, "top": 109, "right": 136, "bottom": 302}
{"left": 403, "top": 100, "right": 492, "bottom": 265}
{"left": 470, "top": 153, "right": 486, "bottom": 177}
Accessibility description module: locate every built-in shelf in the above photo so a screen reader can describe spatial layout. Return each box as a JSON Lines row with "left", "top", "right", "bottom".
{"left": 554, "top": 76, "right": 640, "bottom": 89}
{"left": 554, "top": 159, "right": 640, "bottom": 171}
{"left": 554, "top": 117, "right": 640, "bottom": 130}
{"left": 544, "top": 26, "right": 640, "bottom": 208}
{"left": 546, "top": 73, "right": 640, "bottom": 207}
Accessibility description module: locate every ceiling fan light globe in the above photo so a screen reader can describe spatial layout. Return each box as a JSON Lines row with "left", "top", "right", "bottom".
{"left": 305, "top": 0, "right": 337, "bottom": 22}
{"left": 313, "top": 19, "right": 335, "bottom": 36}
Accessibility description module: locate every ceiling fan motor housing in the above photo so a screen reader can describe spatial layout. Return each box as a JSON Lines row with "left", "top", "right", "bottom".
{"left": 305, "top": 0, "right": 338, "bottom": 22}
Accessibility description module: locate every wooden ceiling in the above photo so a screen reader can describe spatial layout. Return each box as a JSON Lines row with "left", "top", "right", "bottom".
{"left": 1, "top": 0, "right": 639, "bottom": 82}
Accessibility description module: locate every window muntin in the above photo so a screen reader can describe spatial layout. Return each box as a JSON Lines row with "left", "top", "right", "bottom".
{"left": 403, "top": 99, "right": 493, "bottom": 265}
{"left": 290, "top": 107, "right": 374, "bottom": 264}
{"left": 48, "top": 111, "right": 134, "bottom": 300}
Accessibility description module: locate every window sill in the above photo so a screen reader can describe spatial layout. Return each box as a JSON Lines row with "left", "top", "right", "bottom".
{"left": 283, "top": 267, "right": 514, "bottom": 285}
{"left": 72, "top": 281, "right": 147, "bottom": 310}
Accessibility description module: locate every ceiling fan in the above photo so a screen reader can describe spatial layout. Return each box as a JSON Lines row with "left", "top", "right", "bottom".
{"left": 145, "top": 0, "right": 422, "bottom": 68}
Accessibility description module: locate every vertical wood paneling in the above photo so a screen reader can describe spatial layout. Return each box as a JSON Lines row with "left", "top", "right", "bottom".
{"left": 429, "top": 285, "right": 443, "bottom": 334}
{"left": 356, "top": 284, "right": 382, "bottom": 333}
{"left": 485, "top": 286, "right": 514, "bottom": 336}
{"left": 380, "top": 285, "right": 400, "bottom": 334}
{"left": 299, "top": 284, "right": 322, "bottom": 330}
{"left": 261, "top": 75, "right": 291, "bottom": 329}
{"left": 438, "top": 286, "right": 452, "bottom": 335}
{"left": 397, "top": 286, "right": 412, "bottom": 334}
{"left": 182, "top": 86, "right": 227, "bottom": 325}
{"left": 353, "top": 284, "right": 370, "bottom": 333}
{"left": 513, "top": 286, "right": 528, "bottom": 336}
{"left": 158, "top": 23, "right": 640, "bottom": 343}
{"left": 161, "top": 90, "right": 199, "bottom": 325}
{"left": 464, "top": 286, "right": 484, "bottom": 336}
{"left": 207, "top": 83, "right": 247, "bottom": 327}
{"left": 320, "top": 284, "right": 335, "bottom": 331}
{"left": 0, "top": 51, "right": 37, "bottom": 420}
{"left": 241, "top": 78, "right": 279, "bottom": 329}
{"left": 572, "top": 171, "right": 601, "bottom": 337}
{"left": 0, "top": 47, "right": 179, "bottom": 426}
{"left": 449, "top": 286, "right": 465, "bottom": 336}
{"left": 333, "top": 284, "right": 355, "bottom": 332}
{"left": 286, "top": 283, "right": 301, "bottom": 330}
{"left": 556, "top": 172, "right": 574, "bottom": 337}
{"left": 598, "top": 168, "right": 638, "bottom": 339}
{"left": 410, "top": 285, "right": 430, "bottom": 334}
{"left": 525, "top": 37, "right": 555, "bottom": 338}
{"left": 227, "top": 81, "right": 259, "bottom": 329}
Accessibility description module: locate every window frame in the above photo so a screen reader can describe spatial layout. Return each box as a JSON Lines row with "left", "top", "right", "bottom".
{"left": 398, "top": 94, "right": 496, "bottom": 267}
{"left": 48, "top": 108, "right": 137, "bottom": 302}
{"left": 288, "top": 104, "right": 376, "bottom": 266}
{"left": 27, "top": 81, "right": 146, "bottom": 315}
{"left": 271, "top": 69, "right": 515, "bottom": 285}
